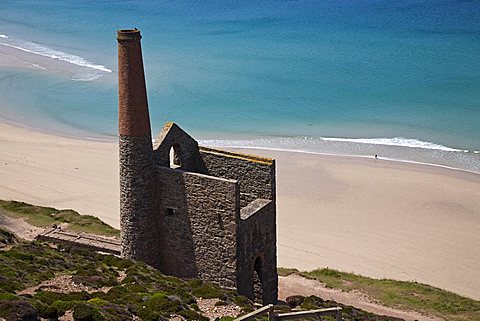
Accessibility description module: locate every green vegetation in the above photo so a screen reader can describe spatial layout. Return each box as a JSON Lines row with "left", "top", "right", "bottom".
{"left": 278, "top": 267, "right": 480, "bottom": 321}
{"left": 2, "top": 198, "right": 477, "bottom": 320}
{"left": 0, "top": 229, "right": 17, "bottom": 248}
{"left": 0, "top": 200, "right": 119, "bottom": 237}
{"left": 0, "top": 230, "right": 252, "bottom": 320}
{"left": 189, "top": 280, "right": 227, "bottom": 299}
{"left": 0, "top": 226, "right": 406, "bottom": 321}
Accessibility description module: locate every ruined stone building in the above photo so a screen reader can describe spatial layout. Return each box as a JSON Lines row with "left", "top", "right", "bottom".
{"left": 117, "top": 29, "right": 278, "bottom": 304}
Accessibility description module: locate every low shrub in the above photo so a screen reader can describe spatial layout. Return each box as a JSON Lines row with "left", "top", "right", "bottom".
{"left": 0, "top": 292, "right": 18, "bottom": 301}
{"left": 32, "top": 300, "right": 57, "bottom": 318}
{"left": 73, "top": 302, "right": 104, "bottom": 321}
{"left": 87, "top": 298, "right": 109, "bottom": 306}
{"left": 191, "top": 283, "right": 225, "bottom": 299}
{"left": 34, "top": 291, "right": 91, "bottom": 305}
{"left": 0, "top": 300, "right": 38, "bottom": 321}
{"left": 0, "top": 229, "right": 17, "bottom": 247}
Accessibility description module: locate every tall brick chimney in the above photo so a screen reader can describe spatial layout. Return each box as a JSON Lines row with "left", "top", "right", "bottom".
{"left": 117, "top": 29, "right": 158, "bottom": 266}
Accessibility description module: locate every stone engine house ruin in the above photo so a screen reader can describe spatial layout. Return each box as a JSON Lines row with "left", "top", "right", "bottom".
{"left": 117, "top": 29, "right": 278, "bottom": 304}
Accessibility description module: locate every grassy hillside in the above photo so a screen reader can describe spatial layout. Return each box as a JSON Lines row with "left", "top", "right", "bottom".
{"left": 0, "top": 231, "right": 407, "bottom": 321}
{"left": 0, "top": 200, "right": 119, "bottom": 237}
{"left": 0, "top": 230, "right": 252, "bottom": 320}
{"left": 278, "top": 268, "right": 480, "bottom": 321}
{"left": 1, "top": 199, "right": 479, "bottom": 320}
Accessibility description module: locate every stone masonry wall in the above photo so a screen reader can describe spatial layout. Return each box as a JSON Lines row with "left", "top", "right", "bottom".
{"left": 199, "top": 147, "right": 275, "bottom": 208}
{"left": 119, "top": 135, "right": 160, "bottom": 268}
{"left": 156, "top": 166, "right": 240, "bottom": 288}
{"left": 236, "top": 199, "right": 278, "bottom": 304}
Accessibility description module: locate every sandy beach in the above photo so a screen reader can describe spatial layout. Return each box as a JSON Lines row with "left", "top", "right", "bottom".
{"left": 0, "top": 122, "right": 118, "bottom": 227}
{"left": 0, "top": 121, "right": 479, "bottom": 300}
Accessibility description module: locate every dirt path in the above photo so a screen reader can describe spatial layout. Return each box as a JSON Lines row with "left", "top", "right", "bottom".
{"left": 279, "top": 274, "right": 443, "bottom": 321}
{"left": 0, "top": 211, "right": 43, "bottom": 241}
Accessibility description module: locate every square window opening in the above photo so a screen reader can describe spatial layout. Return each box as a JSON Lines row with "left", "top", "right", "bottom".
{"left": 166, "top": 207, "right": 175, "bottom": 216}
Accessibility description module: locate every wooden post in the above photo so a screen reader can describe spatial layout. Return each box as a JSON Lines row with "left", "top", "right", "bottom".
{"left": 235, "top": 304, "right": 274, "bottom": 321}
{"left": 274, "top": 307, "right": 342, "bottom": 321}
{"left": 336, "top": 308, "right": 342, "bottom": 321}
{"left": 235, "top": 305, "right": 341, "bottom": 321}
{"left": 268, "top": 304, "right": 275, "bottom": 321}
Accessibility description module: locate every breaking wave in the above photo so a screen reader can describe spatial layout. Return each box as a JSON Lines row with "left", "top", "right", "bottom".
{"left": 0, "top": 36, "right": 111, "bottom": 73}
{"left": 71, "top": 73, "right": 102, "bottom": 81}
{"left": 200, "top": 136, "right": 464, "bottom": 152}
{"left": 320, "top": 137, "right": 462, "bottom": 152}
{"left": 199, "top": 136, "right": 479, "bottom": 173}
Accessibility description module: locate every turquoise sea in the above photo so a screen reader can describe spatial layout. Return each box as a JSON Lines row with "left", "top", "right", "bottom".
{"left": 1, "top": 0, "right": 479, "bottom": 172}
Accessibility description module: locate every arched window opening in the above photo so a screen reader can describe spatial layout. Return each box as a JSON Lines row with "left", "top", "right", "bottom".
{"left": 169, "top": 144, "right": 182, "bottom": 169}
{"left": 253, "top": 256, "right": 263, "bottom": 303}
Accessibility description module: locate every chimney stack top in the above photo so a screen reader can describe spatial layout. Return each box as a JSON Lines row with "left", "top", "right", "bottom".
{"left": 117, "top": 29, "right": 141, "bottom": 41}
{"left": 117, "top": 28, "right": 151, "bottom": 137}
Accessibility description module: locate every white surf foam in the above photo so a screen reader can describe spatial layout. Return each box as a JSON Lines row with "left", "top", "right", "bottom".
{"left": 0, "top": 35, "right": 8, "bottom": 39}
{"left": 200, "top": 136, "right": 463, "bottom": 153}
{"left": 320, "top": 137, "right": 462, "bottom": 152}
{"left": 198, "top": 138, "right": 480, "bottom": 174}
{"left": 30, "top": 63, "right": 47, "bottom": 70}
{"left": 71, "top": 73, "right": 102, "bottom": 81}
{"left": 0, "top": 37, "right": 111, "bottom": 73}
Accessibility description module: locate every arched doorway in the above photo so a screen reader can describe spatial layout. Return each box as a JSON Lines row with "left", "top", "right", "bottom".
{"left": 169, "top": 144, "right": 182, "bottom": 169}
{"left": 253, "top": 255, "right": 264, "bottom": 303}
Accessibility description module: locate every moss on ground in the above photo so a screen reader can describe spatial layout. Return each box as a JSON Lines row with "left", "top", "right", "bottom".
{"left": 0, "top": 200, "right": 119, "bottom": 237}
{"left": 0, "top": 229, "right": 17, "bottom": 248}
{"left": 0, "top": 299, "right": 38, "bottom": 321}
{"left": 190, "top": 281, "right": 227, "bottom": 299}
{"left": 278, "top": 267, "right": 480, "bottom": 321}
{"left": 0, "top": 229, "right": 252, "bottom": 320}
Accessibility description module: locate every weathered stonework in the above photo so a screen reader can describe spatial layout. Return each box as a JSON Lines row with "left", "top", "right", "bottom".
{"left": 156, "top": 167, "right": 239, "bottom": 286}
{"left": 150, "top": 128, "right": 278, "bottom": 303}
{"left": 199, "top": 147, "right": 275, "bottom": 207}
{"left": 237, "top": 199, "right": 277, "bottom": 303}
{"left": 117, "top": 29, "right": 278, "bottom": 304}
{"left": 119, "top": 135, "right": 159, "bottom": 267}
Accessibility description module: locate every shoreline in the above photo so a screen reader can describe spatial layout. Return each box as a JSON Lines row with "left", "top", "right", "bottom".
{"left": 0, "top": 121, "right": 479, "bottom": 300}
{"left": 4, "top": 104, "right": 480, "bottom": 175}
{"left": 199, "top": 138, "right": 480, "bottom": 174}
{"left": 2, "top": 112, "right": 479, "bottom": 175}
{"left": 218, "top": 145, "right": 480, "bottom": 176}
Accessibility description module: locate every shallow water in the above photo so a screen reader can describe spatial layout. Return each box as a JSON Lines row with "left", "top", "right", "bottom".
{"left": 0, "top": 0, "right": 479, "bottom": 171}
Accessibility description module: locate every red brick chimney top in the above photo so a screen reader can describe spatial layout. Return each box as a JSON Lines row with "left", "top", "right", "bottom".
{"left": 117, "top": 29, "right": 141, "bottom": 41}
{"left": 117, "top": 28, "right": 151, "bottom": 137}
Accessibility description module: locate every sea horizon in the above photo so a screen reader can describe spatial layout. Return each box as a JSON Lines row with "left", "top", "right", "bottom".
{"left": 1, "top": 0, "right": 479, "bottom": 173}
